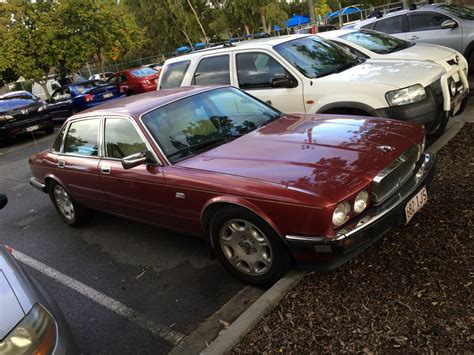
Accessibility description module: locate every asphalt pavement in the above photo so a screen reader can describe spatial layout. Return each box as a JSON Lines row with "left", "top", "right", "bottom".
{"left": 0, "top": 132, "right": 247, "bottom": 354}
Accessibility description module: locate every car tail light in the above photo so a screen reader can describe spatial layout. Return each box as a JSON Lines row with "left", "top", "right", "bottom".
{"left": 85, "top": 94, "right": 94, "bottom": 102}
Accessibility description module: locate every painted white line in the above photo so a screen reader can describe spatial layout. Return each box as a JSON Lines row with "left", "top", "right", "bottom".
{"left": 12, "top": 250, "right": 185, "bottom": 345}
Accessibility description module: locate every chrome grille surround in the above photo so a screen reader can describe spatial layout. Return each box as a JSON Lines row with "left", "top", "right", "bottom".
{"left": 371, "top": 145, "right": 419, "bottom": 205}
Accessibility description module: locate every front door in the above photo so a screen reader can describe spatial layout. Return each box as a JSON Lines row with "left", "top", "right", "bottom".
{"left": 233, "top": 51, "right": 305, "bottom": 113}
{"left": 98, "top": 116, "right": 174, "bottom": 228}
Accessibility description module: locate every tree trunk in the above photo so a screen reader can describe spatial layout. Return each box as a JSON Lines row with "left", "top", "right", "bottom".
{"left": 187, "top": 0, "right": 208, "bottom": 44}
{"left": 244, "top": 24, "right": 250, "bottom": 35}
{"left": 39, "top": 81, "right": 50, "bottom": 99}
{"left": 308, "top": 0, "right": 316, "bottom": 24}
{"left": 261, "top": 11, "right": 267, "bottom": 33}
{"left": 97, "top": 48, "right": 105, "bottom": 80}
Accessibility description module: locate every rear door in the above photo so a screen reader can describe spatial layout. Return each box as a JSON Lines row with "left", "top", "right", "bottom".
{"left": 372, "top": 14, "right": 408, "bottom": 40}
{"left": 55, "top": 116, "right": 106, "bottom": 210}
{"left": 406, "top": 11, "right": 463, "bottom": 52}
{"left": 233, "top": 51, "right": 305, "bottom": 113}
{"left": 98, "top": 115, "right": 174, "bottom": 228}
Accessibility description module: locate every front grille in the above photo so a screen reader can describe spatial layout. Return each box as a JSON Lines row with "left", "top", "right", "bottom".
{"left": 371, "top": 145, "right": 419, "bottom": 205}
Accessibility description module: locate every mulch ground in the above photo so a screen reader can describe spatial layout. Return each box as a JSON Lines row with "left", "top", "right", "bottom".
{"left": 232, "top": 123, "right": 473, "bottom": 354}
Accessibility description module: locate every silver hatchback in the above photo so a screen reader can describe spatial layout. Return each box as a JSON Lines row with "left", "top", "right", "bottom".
{"left": 351, "top": 4, "right": 474, "bottom": 67}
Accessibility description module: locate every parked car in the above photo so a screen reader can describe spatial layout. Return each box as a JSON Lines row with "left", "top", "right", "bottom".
{"left": 0, "top": 91, "right": 54, "bottom": 147}
{"left": 88, "top": 72, "right": 114, "bottom": 81}
{"left": 0, "top": 194, "right": 76, "bottom": 353}
{"left": 29, "top": 86, "right": 435, "bottom": 286}
{"left": 351, "top": 4, "right": 474, "bottom": 68}
{"left": 318, "top": 29, "right": 470, "bottom": 115}
{"left": 44, "top": 80, "right": 125, "bottom": 122}
{"left": 294, "top": 24, "right": 338, "bottom": 34}
{"left": 106, "top": 67, "right": 160, "bottom": 96}
{"left": 158, "top": 34, "right": 466, "bottom": 138}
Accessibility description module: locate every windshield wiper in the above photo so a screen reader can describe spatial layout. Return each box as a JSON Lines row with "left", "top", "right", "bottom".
{"left": 389, "top": 42, "right": 411, "bottom": 53}
{"left": 167, "top": 135, "right": 239, "bottom": 160}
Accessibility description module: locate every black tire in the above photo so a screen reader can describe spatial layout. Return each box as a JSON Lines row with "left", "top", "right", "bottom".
{"left": 323, "top": 108, "right": 370, "bottom": 116}
{"left": 209, "top": 206, "right": 292, "bottom": 287}
{"left": 48, "top": 181, "right": 92, "bottom": 227}
{"left": 44, "top": 125, "right": 54, "bottom": 135}
{"left": 427, "top": 114, "right": 450, "bottom": 141}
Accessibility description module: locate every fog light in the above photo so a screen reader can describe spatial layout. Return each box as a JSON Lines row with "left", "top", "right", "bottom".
{"left": 332, "top": 202, "right": 350, "bottom": 227}
{"left": 354, "top": 190, "right": 369, "bottom": 214}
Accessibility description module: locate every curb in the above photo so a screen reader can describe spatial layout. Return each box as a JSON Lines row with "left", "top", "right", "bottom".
{"left": 427, "top": 120, "right": 466, "bottom": 154}
{"left": 199, "top": 117, "right": 469, "bottom": 355}
{"left": 200, "top": 269, "right": 306, "bottom": 355}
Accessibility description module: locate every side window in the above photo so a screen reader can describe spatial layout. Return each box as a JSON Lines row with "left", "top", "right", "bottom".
{"left": 236, "top": 52, "right": 295, "bottom": 90}
{"left": 159, "top": 61, "right": 191, "bottom": 89}
{"left": 107, "top": 76, "right": 118, "bottom": 85}
{"left": 51, "top": 89, "right": 64, "bottom": 101}
{"left": 408, "top": 13, "right": 451, "bottom": 32}
{"left": 104, "top": 118, "right": 147, "bottom": 159}
{"left": 64, "top": 119, "right": 100, "bottom": 157}
{"left": 119, "top": 74, "right": 128, "bottom": 83}
{"left": 373, "top": 15, "right": 404, "bottom": 34}
{"left": 52, "top": 125, "right": 66, "bottom": 153}
{"left": 192, "top": 55, "right": 230, "bottom": 85}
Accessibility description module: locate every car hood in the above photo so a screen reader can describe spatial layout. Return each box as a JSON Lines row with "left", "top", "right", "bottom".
{"left": 178, "top": 114, "right": 424, "bottom": 202}
{"left": 0, "top": 99, "right": 38, "bottom": 114}
{"left": 0, "top": 248, "right": 28, "bottom": 339}
{"left": 319, "top": 59, "right": 444, "bottom": 88}
{"left": 384, "top": 43, "right": 458, "bottom": 62}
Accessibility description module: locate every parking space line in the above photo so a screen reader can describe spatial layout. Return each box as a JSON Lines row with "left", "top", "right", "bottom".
{"left": 13, "top": 250, "right": 185, "bottom": 346}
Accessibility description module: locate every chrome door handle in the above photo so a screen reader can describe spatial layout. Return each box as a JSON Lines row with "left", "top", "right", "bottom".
{"left": 101, "top": 165, "right": 111, "bottom": 175}
{"left": 58, "top": 160, "right": 65, "bottom": 168}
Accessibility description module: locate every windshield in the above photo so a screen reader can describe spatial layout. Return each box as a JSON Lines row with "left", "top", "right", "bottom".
{"left": 142, "top": 87, "right": 281, "bottom": 163}
{"left": 72, "top": 81, "right": 107, "bottom": 94}
{"left": 0, "top": 92, "right": 36, "bottom": 101}
{"left": 274, "top": 35, "right": 360, "bottom": 78}
{"left": 438, "top": 4, "right": 474, "bottom": 20}
{"left": 340, "top": 30, "right": 413, "bottom": 54}
{"left": 131, "top": 68, "right": 158, "bottom": 77}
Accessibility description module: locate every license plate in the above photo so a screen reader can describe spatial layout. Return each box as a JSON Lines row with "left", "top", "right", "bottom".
{"left": 405, "top": 187, "right": 428, "bottom": 223}
{"left": 26, "top": 125, "right": 39, "bottom": 132}
{"left": 103, "top": 93, "right": 113, "bottom": 99}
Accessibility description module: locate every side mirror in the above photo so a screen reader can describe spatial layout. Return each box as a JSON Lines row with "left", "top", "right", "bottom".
{"left": 270, "top": 75, "right": 296, "bottom": 88}
{"left": 121, "top": 151, "right": 157, "bottom": 169}
{"left": 0, "top": 194, "right": 8, "bottom": 210}
{"left": 441, "top": 19, "right": 457, "bottom": 30}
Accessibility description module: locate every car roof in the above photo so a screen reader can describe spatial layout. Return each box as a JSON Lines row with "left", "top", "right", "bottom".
{"left": 74, "top": 85, "right": 228, "bottom": 119}
{"left": 355, "top": 3, "right": 451, "bottom": 27}
{"left": 164, "top": 34, "right": 311, "bottom": 64}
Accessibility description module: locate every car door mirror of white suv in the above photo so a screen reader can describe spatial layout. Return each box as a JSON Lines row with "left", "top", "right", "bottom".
{"left": 271, "top": 75, "right": 297, "bottom": 89}
{"left": 441, "top": 19, "right": 458, "bottom": 30}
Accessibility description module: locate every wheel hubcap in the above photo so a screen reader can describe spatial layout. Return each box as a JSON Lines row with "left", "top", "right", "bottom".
{"left": 53, "top": 185, "right": 75, "bottom": 221}
{"left": 219, "top": 219, "right": 272, "bottom": 276}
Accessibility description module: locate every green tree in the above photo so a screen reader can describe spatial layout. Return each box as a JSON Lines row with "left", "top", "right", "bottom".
{"left": 315, "top": 0, "right": 332, "bottom": 18}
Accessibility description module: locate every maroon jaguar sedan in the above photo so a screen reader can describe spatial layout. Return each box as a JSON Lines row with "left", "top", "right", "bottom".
{"left": 29, "top": 86, "right": 435, "bottom": 286}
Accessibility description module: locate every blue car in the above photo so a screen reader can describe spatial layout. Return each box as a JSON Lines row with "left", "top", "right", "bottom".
{"left": 46, "top": 80, "right": 124, "bottom": 122}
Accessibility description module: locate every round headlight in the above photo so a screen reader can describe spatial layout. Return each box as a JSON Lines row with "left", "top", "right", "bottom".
{"left": 332, "top": 202, "right": 350, "bottom": 227}
{"left": 449, "top": 79, "right": 457, "bottom": 97}
{"left": 354, "top": 190, "right": 369, "bottom": 214}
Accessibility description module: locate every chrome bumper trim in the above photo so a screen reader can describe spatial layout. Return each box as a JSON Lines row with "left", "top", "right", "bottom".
{"left": 285, "top": 153, "right": 434, "bottom": 243}
{"left": 29, "top": 177, "right": 47, "bottom": 193}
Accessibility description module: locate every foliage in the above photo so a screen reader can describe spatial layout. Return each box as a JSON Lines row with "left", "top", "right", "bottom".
{"left": 315, "top": 0, "right": 332, "bottom": 18}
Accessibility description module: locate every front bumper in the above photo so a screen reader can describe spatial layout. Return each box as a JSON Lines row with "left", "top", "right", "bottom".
{"left": 0, "top": 114, "right": 53, "bottom": 140}
{"left": 285, "top": 152, "right": 436, "bottom": 271}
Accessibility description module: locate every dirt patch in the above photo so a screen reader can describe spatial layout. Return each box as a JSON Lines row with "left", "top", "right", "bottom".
{"left": 233, "top": 124, "right": 473, "bottom": 353}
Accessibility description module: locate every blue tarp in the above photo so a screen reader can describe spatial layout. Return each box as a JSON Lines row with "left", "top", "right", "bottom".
{"left": 327, "top": 6, "right": 361, "bottom": 18}
{"left": 286, "top": 15, "right": 310, "bottom": 27}
{"left": 176, "top": 46, "right": 191, "bottom": 53}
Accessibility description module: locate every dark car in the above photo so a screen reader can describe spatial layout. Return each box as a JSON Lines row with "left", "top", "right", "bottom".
{"left": 106, "top": 67, "right": 160, "bottom": 96}
{"left": 29, "top": 86, "right": 434, "bottom": 286}
{"left": 0, "top": 91, "right": 54, "bottom": 147}
{"left": 45, "top": 80, "right": 124, "bottom": 122}
{"left": 0, "top": 194, "right": 76, "bottom": 353}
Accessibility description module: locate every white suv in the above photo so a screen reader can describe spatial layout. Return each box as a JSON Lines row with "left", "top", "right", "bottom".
{"left": 158, "top": 35, "right": 467, "bottom": 137}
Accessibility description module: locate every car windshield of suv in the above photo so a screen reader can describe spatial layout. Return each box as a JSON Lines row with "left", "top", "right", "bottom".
{"left": 130, "top": 68, "right": 157, "bottom": 77}
{"left": 274, "top": 35, "right": 361, "bottom": 78}
{"left": 340, "top": 30, "right": 414, "bottom": 54}
{"left": 142, "top": 87, "right": 282, "bottom": 163}
{"left": 438, "top": 4, "right": 474, "bottom": 20}
{"left": 72, "top": 81, "right": 107, "bottom": 94}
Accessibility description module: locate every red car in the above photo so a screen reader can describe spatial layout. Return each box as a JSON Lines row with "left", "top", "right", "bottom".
{"left": 106, "top": 67, "right": 160, "bottom": 96}
{"left": 28, "top": 86, "right": 435, "bottom": 286}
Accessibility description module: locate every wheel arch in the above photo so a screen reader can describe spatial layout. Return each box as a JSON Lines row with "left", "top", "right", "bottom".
{"left": 200, "top": 197, "right": 286, "bottom": 251}
{"left": 317, "top": 101, "right": 376, "bottom": 116}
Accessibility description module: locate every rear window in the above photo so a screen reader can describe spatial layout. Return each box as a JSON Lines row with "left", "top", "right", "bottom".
{"left": 130, "top": 68, "right": 157, "bottom": 77}
{"left": 160, "top": 61, "right": 191, "bottom": 89}
{"left": 72, "top": 81, "right": 107, "bottom": 94}
{"left": 192, "top": 55, "right": 230, "bottom": 85}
